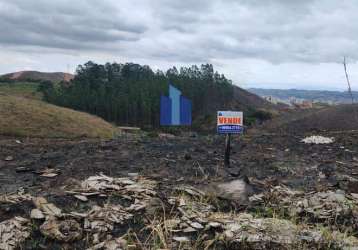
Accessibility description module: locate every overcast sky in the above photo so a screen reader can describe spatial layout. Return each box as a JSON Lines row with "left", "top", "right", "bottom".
{"left": 1, "top": 0, "right": 358, "bottom": 90}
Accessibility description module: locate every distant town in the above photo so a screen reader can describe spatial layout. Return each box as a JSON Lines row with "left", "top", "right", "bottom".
{"left": 249, "top": 88, "right": 358, "bottom": 108}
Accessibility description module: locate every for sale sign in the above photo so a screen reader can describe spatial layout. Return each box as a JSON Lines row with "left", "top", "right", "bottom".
{"left": 217, "top": 111, "right": 243, "bottom": 134}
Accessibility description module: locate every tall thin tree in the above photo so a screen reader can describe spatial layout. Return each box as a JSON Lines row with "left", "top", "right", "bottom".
{"left": 343, "top": 56, "right": 354, "bottom": 104}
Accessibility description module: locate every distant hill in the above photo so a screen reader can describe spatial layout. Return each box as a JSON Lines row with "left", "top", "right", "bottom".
{"left": 268, "top": 104, "right": 358, "bottom": 134}
{"left": 248, "top": 88, "right": 357, "bottom": 104}
{"left": 1, "top": 71, "right": 74, "bottom": 83}
{"left": 192, "top": 85, "right": 276, "bottom": 131}
{"left": 230, "top": 86, "right": 275, "bottom": 111}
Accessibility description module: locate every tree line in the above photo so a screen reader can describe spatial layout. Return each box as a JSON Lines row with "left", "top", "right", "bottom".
{"left": 38, "top": 61, "right": 234, "bottom": 128}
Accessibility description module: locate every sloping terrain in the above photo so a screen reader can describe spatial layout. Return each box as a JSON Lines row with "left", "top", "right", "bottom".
{"left": 2, "top": 71, "right": 74, "bottom": 82}
{"left": 266, "top": 104, "right": 358, "bottom": 134}
{"left": 0, "top": 93, "right": 116, "bottom": 138}
{"left": 231, "top": 86, "right": 275, "bottom": 112}
{"left": 0, "top": 82, "right": 41, "bottom": 100}
{"left": 193, "top": 86, "right": 276, "bottom": 131}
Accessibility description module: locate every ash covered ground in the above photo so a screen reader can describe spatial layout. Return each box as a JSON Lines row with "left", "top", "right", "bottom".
{"left": 1, "top": 129, "right": 358, "bottom": 249}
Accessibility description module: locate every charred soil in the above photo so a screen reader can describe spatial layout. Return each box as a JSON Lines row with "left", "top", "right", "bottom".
{"left": 1, "top": 130, "right": 358, "bottom": 249}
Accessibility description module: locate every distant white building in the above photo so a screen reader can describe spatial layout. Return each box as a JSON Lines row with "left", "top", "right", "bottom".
{"left": 264, "top": 96, "right": 279, "bottom": 104}
{"left": 290, "top": 97, "right": 313, "bottom": 109}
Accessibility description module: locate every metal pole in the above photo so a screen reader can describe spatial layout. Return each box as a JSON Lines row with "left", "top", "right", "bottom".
{"left": 224, "top": 133, "right": 231, "bottom": 167}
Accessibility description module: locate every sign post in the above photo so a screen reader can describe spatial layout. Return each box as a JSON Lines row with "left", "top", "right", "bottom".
{"left": 224, "top": 133, "right": 231, "bottom": 167}
{"left": 217, "top": 111, "right": 243, "bottom": 167}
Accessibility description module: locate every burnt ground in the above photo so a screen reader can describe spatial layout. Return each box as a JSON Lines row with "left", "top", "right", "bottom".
{"left": 1, "top": 131, "right": 357, "bottom": 193}
{"left": 1, "top": 130, "right": 358, "bottom": 249}
{"left": 262, "top": 104, "right": 358, "bottom": 135}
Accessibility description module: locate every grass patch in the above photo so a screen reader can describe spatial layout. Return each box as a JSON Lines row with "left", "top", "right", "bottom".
{"left": 0, "top": 82, "right": 42, "bottom": 100}
{"left": 0, "top": 93, "right": 117, "bottom": 138}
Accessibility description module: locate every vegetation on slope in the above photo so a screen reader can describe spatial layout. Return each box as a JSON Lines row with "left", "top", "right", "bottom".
{"left": 1, "top": 71, "right": 74, "bottom": 83}
{"left": 0, "top": 82, "right": 41, "bottom": 100}
{"left": 38, "top": 61, "right": 271, "bottom": 129}
{"left": 0, "top": 93, "right": 116, "bottom": 138}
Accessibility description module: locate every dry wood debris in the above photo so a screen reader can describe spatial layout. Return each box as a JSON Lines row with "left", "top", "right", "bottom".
{"left": 0, "top": 217, "right": 30, "bottom": 250}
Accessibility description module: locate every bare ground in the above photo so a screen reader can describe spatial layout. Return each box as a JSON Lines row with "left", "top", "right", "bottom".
{"left": 1, "top": 130, "right": 358, "bottom": 249}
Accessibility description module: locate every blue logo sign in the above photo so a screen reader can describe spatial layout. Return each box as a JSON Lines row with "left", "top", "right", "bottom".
{"left": 160, "top": 84, "right": 192, "bottom": 126}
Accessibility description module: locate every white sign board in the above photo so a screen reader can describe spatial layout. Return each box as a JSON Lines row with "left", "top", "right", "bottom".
{"left": 217, "top": 111, "right": 243, "bottom": 134}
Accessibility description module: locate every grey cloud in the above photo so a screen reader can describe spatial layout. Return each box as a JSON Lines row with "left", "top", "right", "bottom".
{"left": 1, "top": 0, "right": 358, "bottom": 69}
{"left": 0, "top": 0, "right": 147, "bottom": 50}
{"left": 150, "top": 0, "right": 213, "bottom": 33}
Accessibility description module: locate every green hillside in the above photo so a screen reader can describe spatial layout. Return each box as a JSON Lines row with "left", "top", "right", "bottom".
{"left": 0, "top": 82, "right": 41, "bottom": 99}
{"left": 0, "top": 82, "right": 117, "bottom": 138}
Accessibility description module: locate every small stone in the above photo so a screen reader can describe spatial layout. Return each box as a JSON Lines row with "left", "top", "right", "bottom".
{"left": 183, "top": 227, "right": 197, "bottom": 233}
{"left": 41, "top": 173, "right": 58, "bottom": 178}
{"left": 74, "top": 195, "right": 88, "bottom": 202}
{"left": 173, "top": 236, "right": 190, "bottom": 242}
{"left": 216, "top": 179, "right": 253, "bottom": 204}
{"left": 30, "top": 209, "right": 45, "bottom": 219}
{"left": 351, "top": 193, "right": 358, "bottom": 199}
{"left": 4, "top": 156, "right": 14, "bottom": 161}
{"left": 190, "top": 222, "right": 204, "bottom": 229}
{"left": 38, "top": 168, "right": 59, "bottom": 178}
{"left": 301, "top": 136, "right": 334, "bottom": 144}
